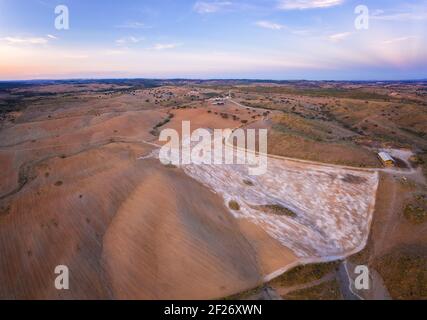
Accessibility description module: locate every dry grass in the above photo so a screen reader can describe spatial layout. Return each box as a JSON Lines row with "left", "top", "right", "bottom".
{"left": 403, "top": 194, "right": 427, "bottom": 224}
{"left": 268, "top": 131, "right": 378, "bottom": 167}
{"left": 411, "top": 153, "right": 427, "bottom": 178}
{"left": 272, "top": 113, "right": 347, "bottom": 142}
{"left": 282, "top": 280, "right": 342, "bottom": 300}
{"left": 221, "top": 284, "right": 264, "bottom": 300}
{"left": 269, "top": 261, "right": 340, "bottom": 288}
{"left": 373, "top": 245, "right": 427, "bottom": 300}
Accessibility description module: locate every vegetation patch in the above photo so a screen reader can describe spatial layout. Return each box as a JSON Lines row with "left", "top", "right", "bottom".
{"left": 243, "top": 179, "right": 254, "bottom": 186}
{"left": 268, "top": 129, "right": 378, "bottom": 168}
{"left": 228, "top": 200, "right": 240, "bottom": 211}
{"left": 269, "top": 261, "right": 340, "bottom": 288}
{"left": 0, "top": 204, "right": 11, "bottom": 217}
{"left": 283, "top": 280, "right": 342, "bottom": 300}
{"left": 373, "top": 245, "right": 426, "bottom": 300}
{"left": 403, "top": 194, "right": 427, "bottom": 224}
{"left": 221, "top": 285, "right": 265, "bottom": 300}
{"left": 257, "top": 204, "right": 297, "bottom": 217}
{"left": 18, "top": 164, "right": 37, "bottom": 188}
{"left": 240, "top": 86, "right": 392, "bottom": 101}
{"left": 341, "top": 174, "right": 367, "bottom": 184}
{"left": 154, "top": 117, "right": 171, "bottom": 129}
{"left": 272, "top": 113, "right": 334, "bottom": 142}
{"left": 409, "top": 154, "right": 425, "bottom": 167}
{"left": 204, "top": 92, "right": 221, "bottom": 98}
{"left": 151, "top": 113, "right": 174, "bottom": 136}
{"left": 411, "top": 153, "right": 427, "bottom": 177}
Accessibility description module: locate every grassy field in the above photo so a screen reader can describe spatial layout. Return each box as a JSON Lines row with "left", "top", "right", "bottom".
{"left": 238, "top": 85, "right": 394, "bottom": 101}
{"left": 373, "top": 245, "right": 427, "bottom": 300}
{"left": 269, "top": 261, "right": 340, "bottom": 288}
{"left": 282, "top": 280, "right": 342, "bottom": 300}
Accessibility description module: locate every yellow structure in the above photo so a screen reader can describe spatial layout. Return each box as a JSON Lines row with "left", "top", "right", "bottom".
{"left": 378, "top": 152, "right": 395, "bottom": 167}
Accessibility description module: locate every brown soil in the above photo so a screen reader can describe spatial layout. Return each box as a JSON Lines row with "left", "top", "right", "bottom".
{"left": 0, "top": 86, "right": 298, "bottom": 299}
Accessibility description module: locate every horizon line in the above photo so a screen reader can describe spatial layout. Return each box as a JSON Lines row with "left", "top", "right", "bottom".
{"left": 1, "top": 77, "right": 426, "bottom": 83}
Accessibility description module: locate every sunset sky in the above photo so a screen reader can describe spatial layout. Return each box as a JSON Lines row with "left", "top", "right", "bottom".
{"left": 0, "top": 0, "right": 426, "bottom": 80}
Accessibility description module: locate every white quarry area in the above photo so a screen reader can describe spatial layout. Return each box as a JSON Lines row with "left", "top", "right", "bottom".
{"left": 142, "top": 129, "right": 379, "bottom": 258}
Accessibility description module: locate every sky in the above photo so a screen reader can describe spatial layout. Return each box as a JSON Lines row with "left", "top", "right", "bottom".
{"left": 0, "top": 0, "right": 426, "bottom": 80}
